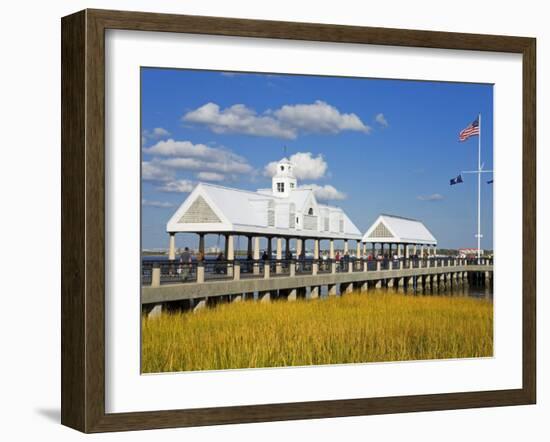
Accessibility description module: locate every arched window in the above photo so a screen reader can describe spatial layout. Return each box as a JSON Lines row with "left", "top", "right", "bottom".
{"left": 308, "top": 208, "right": 314, "bottom": 215}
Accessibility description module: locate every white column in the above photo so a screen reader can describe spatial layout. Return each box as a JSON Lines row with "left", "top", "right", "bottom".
{"left": 253, "top": 236, "right": 260, "bottom": 275}
{"left": 227, "top": 234, "right": 234, "bottom": 277}
{"left": 296, "top": 238, "right": 303, "bottom": 258}
{"left": 312, "top": 238, "right": 319, "bottom": 275}
{"left": 227, "top": 235, "right": 234, "bottom": 258}
{"left": 267, "top": 236, "right": 273, "bottom": 257}
{"left": 253, "top": 236, "right": 260, "bottom": 260}
{"left": 285, "top": 238, "right": 291, "bottom": 257}
{"left": 247, "top": 236, "right": 253, "bottom": 257}
{"left": 276, "top": 237, "right": 283, "bottom": 274}
{"left": 330, "top": 239, "right": 336, "bottom": 273}
{"left": 344, "top": 240, "right": 349, "bottom": 255}
{"left": 356, "top": 241, "right": 361, "bottom": 258}
{"left": 168, "top": 232, "right": 176, "bottom": 260}
{"left": 198, "top": 233, "right": 205, "bottom": 257}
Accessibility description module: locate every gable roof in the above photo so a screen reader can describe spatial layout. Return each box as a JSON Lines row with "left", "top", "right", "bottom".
{"left": 167, "top": 183, "right": 362, "bottom": 240}
{"left": 362, "top": 214, "right": 437, "bottom": 245}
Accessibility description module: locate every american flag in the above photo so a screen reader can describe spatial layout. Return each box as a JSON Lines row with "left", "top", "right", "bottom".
{"left": 459, "top": 118, "right": 480, "bottom": 141}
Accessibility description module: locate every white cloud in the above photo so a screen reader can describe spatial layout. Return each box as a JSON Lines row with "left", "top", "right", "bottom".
{"left": 197, "top": 171, "right": 225, "bottom": 182}
{"left": 158, "top": 157, "right": 252, "bottom": 175}
{"left": 142, "top": 199, "right": 175, "bottom": 208}
{"left": 417, "top": 193, "right": 444, "bottom": 201}
{"left": 144, "top": 139, "right": 219, "bottom": 159}
{"left": 307, "top": 184, "right": 347, "bottom": 201}
{"left": 183, "top": 103, "right": 294, "bottom": 138}
{"left": 143, "top": 139, "right": 254, "bottom": 176}
{"left": 264, "top": 152, "right": 328, "bottom": 180}
{"left": 182, "top": 101, "right": 370, "bottom": 139}
{"left": 142, "top": 161, "right": 174, "bottom": 182}
{"left": 142, "top": 127, "right": 171, "bottom": 145}
{"left": 375, "top": 113, "right": 389, "bottom": 127}
{"left": 156, "top": 180, "right": 195, "bottom": 193}
{"left": 274, "top": 101, "right": 370, "bottom": 135}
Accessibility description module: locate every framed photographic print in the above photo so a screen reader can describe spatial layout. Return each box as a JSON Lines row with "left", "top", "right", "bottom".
{"left": 61, "top": 9, "right": 536, "bottom": 433}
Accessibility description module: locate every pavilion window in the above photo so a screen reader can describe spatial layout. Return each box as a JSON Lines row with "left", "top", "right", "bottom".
{"left": 289, "top": 203, "right": 296, "bottom": 228}
{"left": 268, "top": 200, "right": 275, "bottom": 227}
{"left": 277, "top": 182, "right": 285, "bottom": 193}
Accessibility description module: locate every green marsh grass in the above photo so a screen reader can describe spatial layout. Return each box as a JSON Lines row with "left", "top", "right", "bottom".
{"left": 141, "top": 291, "right": 493, "bottom": 373}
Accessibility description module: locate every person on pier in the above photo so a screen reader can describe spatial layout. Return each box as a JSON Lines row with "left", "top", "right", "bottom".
{"left": 179, "top": 247, "right": 192, "bottom": 281}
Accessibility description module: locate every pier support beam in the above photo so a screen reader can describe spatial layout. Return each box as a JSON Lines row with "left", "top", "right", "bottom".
{"left": 168, "top": 232, "right": 176, "bottom": 260}
{"left": 259, "top": 291, "right": 271, "bottom": 303}
{"left": 341, "top": 282, "right": 354, "bottom": 294}
{"left": 310, "top": 286, "right": 320, "bottom": 299}
{"left": 287, "top": 288, "right": 297, "bottom": 301}
{"left": 397, "top": 277, "right": 405, "bottom": 293}
{"left": 425, "top": 275, "right": 432, "bottom": 293}
{"left": 328, "top": 283, "right": 337, "bottom": 296}
{"left": 193, "top": 298, "right": 207, "bottom": 312}
{"left": 147, "top": 304, "right": 163, "bottom": 319}
{"left": 360, "top": 281, "right": 369, "bottom": 293}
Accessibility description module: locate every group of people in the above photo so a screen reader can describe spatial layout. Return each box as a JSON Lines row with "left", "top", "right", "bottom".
{"left": 175, "top": 245, "right": 430, "bottom": 281}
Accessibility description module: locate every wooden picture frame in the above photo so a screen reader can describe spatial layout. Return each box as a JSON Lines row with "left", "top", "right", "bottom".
{"left": 61, "top": 9, "right": 536, "bottom": 433}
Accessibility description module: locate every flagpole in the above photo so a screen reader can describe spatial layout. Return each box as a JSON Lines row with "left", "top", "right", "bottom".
{"left": 477, "top": 113, "right": 481, "bottom": 262}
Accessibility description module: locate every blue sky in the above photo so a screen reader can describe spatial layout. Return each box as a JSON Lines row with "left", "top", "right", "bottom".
{"left": 141, "top": 68, "right": 493, "bottom": 250}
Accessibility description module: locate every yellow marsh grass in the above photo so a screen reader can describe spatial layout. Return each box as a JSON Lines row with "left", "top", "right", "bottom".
{"left": 142, "top": 292, "right": 493, "bottom": 373}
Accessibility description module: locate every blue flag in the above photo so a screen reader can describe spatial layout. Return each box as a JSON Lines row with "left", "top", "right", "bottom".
{"left": 450, "top": 174, "right": 463, "bottom": 186}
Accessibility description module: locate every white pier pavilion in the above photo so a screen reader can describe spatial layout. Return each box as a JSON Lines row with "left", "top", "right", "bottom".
{"left": 166, "top": 158, "right": 362, "bottom": 262}
{"left": 362, "top": 214, "right": 437, "bottom": 258}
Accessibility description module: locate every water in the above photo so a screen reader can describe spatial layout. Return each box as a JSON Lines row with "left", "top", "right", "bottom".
{"left": 317, "top": 285, "right": 492, "bottom": 299}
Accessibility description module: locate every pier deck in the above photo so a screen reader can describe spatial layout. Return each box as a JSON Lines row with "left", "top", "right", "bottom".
{"left": 142, "top": 258, "right": 493, "bottom": 306}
